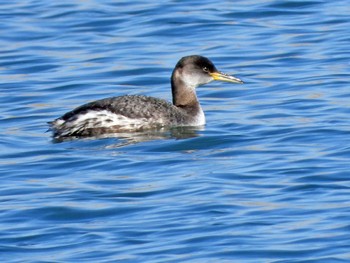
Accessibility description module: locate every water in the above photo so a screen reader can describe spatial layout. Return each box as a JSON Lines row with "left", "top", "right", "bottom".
{"left": 1, "top": 0, "right": 350, "bottom": 262}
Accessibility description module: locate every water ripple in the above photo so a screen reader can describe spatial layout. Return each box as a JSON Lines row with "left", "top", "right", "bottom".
{"left": 1, "top": 0, "right": 350, "bottom": 262}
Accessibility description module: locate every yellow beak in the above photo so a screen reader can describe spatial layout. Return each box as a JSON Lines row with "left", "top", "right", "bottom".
{"left": 210, "top": 71, "right": 243, "bottom": 84}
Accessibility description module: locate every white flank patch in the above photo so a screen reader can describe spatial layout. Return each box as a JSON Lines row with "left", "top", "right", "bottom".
{"left": 57, "top": 110, "right": 152, "bottom": 135}
{"left": 53, "top": 107, "right": 206, "bottom": 137}
{"left": 54, "top": 119, "right": 65, "bottom": 126}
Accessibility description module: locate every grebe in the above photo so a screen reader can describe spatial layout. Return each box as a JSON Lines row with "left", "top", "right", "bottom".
{"left": 50, "top": 55, "right": 243, "bottom": 139}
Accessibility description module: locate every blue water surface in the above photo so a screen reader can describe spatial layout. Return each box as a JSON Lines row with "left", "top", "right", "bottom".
{"left": 1, "top": 0, "right": 350, "bottom": 262}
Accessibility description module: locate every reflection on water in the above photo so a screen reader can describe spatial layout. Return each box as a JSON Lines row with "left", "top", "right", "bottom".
{"left": 52, "top": 125, "right": 202, "bottom": 145}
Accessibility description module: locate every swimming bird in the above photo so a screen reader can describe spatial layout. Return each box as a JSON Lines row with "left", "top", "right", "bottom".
{"left": 50, "top": 55, "right": 243, "bottom": 139}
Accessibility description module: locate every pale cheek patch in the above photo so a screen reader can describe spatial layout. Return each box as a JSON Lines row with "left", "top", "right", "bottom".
{"left": 181, "top": 72, "right": 213, "bottom": 88}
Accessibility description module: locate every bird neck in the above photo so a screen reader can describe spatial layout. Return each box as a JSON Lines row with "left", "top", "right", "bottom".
{"left": 171, "top": 72, "right": 199, "bottom": 108}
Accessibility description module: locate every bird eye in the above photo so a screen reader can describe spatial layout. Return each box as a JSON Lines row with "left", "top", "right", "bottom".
{"left": 203, "top": 67, "right": 209, "bottom": 72}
